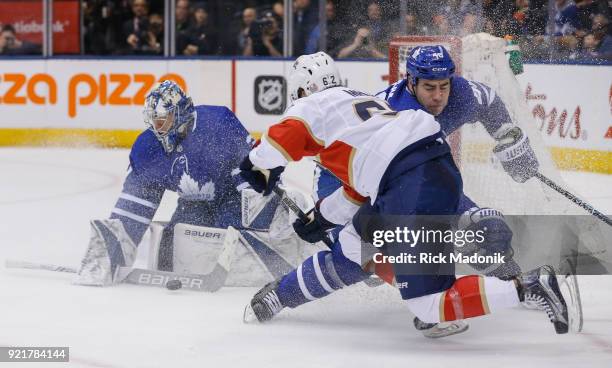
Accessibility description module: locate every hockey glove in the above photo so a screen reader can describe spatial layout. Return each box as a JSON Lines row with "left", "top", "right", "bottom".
{"left": 493, "top": 125, "right": 539, "bottom": 183}
{"left": 456, "top": 207, "right": 516, "bottom": 275}
{"left": 293, "top": 201, "right": 337, "bottom": 244}
{"left": 239, "top": 155, "right": 284, "bottom": 196}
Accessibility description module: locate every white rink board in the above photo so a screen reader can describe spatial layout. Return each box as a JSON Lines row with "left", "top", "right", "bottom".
{"left": 0, "top": 59, "right": 609, "bottom": 154}
{"left": 0, "top": 59, "right": 231, "bottom": 129}
{"left": 517, "top": 64, "right": 611, "bottom": 151}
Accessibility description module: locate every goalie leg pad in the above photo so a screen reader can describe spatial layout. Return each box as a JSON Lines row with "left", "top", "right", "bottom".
{"left": 74, "top": 219, "right": 137, "bottom": 286}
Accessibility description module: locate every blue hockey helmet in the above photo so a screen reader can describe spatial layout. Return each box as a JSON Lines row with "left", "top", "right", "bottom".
{"left": 143, "top": 80, "right": 195, "bottom": 153}
{"left": 405, "top": 45, "right": 455, "bottom": 85}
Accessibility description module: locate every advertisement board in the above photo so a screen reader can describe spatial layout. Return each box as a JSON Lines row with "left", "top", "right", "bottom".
{"left": 0, "top": 0, "right": 80, "bottom": 54}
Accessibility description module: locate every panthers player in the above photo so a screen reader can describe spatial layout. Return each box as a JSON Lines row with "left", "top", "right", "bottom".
{"left": 240, "top": 52, "right": 570, "bottom": 336}
{"left": 309, "top": 46, "right": 541, "bottom": 336}
{"left": 74, "top": 80, "right": 286, "bottom": 286}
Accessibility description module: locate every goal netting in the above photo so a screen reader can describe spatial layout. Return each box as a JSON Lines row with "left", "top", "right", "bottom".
{"left": 388, "top": 33, "right": 610, "bottom": 272}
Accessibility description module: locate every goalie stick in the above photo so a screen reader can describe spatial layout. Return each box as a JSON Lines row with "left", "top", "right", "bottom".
{"left": 5, "top": 258, "right": 230, "bottom": 292}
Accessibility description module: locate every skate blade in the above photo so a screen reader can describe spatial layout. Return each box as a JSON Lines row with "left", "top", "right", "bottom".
{"left": 363, "top": 276, "right": 385, "bottom": 288}
{"left": 243, "top": 303, "right": 258, "bottom": 324}
{"left": 559, "top": 260, "right": 584, "bottom": 333}
{"left": 422, "top": 320, "right": 469, "bottom": 338}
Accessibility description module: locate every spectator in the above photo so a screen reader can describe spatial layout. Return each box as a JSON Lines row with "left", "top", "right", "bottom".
{"left": 176, "top": 0, "right": 191, "bottom": 33}
{"left": 0, "top": 24, "right": 41, "bottom": 55}
{"left": 506, "top": 0, "right": 547, "bottom": 36}
{"left": 305, "top": 0, "right": 345, "bottom": 57}
{"left": 433, "top": 0, "right": 483, "bottom": 36}
{"left": 554, "top": 0, "right": 582, "bottom": 36}
{"left": 182, "top": 3, "right": 219, "bottom": 55}
{"left": 406, "top": 0, "right": 439, "bottom": 34}
{"left": 552, "top": 0, "right": 586, "bottom": 57}
{"left": 83, "top": 0, "right": 117, "bottom": 54}
{"left": 483, "top": 0, "right": 515, "bottom": 37}
{"left": 293, "top": 0, "right": 318, "bottom": 55}
{"left": 243, "top": 12, "right": 282, "bottom": 57}
{"left": 121, "top": 0, "right": 155, "bottom": 54}
{"left": 575, "top": 0, "right": 610, "bottom": 32}
{"left": 176, "top": 0, "right": 192, "bottom": 53}
{"left": 589, "top": 13, "right": 612, "bottom": 59}
{"left": 238, "top": 7, "right": 257, "bottom": 54}
{"left": 337, "top": 2, "right": 388, "bottom": 58}
{"left": 403, "top": 12, "right": 426, "bottom": 35}
{"left": 272, "top": 1, "right": 284, "bottom": 26}
{"left": 147, "top": 13, "right": 163, "bottom": 54}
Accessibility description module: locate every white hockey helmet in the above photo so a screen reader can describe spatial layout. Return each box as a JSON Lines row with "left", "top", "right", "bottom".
{"left": 288, "top": 52, "right": 341, "bottom": 102}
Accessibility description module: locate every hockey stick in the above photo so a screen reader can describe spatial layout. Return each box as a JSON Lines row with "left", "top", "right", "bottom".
{"left": 272, "top": 185, "right": 385, "bottom": 287}
{"left": 271, "top": 185, "right": 334, "bottom": 247}
{"left": 5, "top": 259, "right": 229, "bottom": 292}
{"left": 535, "top": 173, "right": 612, "bottom": 227}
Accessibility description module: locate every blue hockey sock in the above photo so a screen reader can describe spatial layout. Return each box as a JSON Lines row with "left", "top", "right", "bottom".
{"left": 276, "top": 244, "right": 370, "bottom": 308}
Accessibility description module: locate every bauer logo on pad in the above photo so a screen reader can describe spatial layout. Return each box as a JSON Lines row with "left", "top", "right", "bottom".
{"left": 254, "top": 75, "right": 286, "bottom": 115}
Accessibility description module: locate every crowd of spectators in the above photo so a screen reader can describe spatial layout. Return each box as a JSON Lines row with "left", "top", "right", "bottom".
{"left": 1, "top": 0, "right": 610, "bottom": 61}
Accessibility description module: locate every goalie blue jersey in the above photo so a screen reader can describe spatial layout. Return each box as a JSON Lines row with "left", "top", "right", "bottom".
{"left": 110, "top": 105, "right": 252, "bottom": 244}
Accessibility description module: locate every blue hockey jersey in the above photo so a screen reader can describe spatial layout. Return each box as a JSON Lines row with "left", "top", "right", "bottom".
{"left": 315, "top": 76, "right": 514, "bottom": 214}
{"left": 379, "top": 76, "right": 512, "bottom": 137}
{"left": 110, "top": 105, "right": 253, "bottom": 244}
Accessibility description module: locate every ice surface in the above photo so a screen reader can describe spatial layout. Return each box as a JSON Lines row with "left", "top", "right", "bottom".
{"left": 1, "top": 148, "right": 610, "bottom": 368}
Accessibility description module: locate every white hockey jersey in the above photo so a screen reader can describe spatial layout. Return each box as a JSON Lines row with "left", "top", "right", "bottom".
{"left": 250, "top": 87, "right": 441, "bottom": 225}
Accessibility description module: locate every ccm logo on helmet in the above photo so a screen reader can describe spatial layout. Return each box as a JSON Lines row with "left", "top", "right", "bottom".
{"left": 431, "top": 67, "right": 448, "bottom": 72}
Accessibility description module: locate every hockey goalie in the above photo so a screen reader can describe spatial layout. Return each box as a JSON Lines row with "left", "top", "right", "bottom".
{"left": 73, "top": 80, "right": 317, "bottom": 290}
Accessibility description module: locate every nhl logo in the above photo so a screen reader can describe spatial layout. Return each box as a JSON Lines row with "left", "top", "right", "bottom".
{"left": 254, "top": 75, "right": 286, "bottom": 115}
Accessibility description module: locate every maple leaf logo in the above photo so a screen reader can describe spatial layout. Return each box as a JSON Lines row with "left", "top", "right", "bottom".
{"left": 178, "top": 173, "right": 215, "bottom": 201}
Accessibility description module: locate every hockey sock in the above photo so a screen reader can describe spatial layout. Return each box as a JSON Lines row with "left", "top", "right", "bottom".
{"left": 440, "top": 275, "right": 521, "bottom": 322}
{"left": 276, "top": 246, "right": 370, "bottom": 308}
{"left": 406, "top": 275, "right": 521, "bottom": 323}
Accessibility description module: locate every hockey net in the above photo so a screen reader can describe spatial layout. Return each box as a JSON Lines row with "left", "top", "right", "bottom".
{"left": 388, "top": 33, "right": 610, "bottom": 271}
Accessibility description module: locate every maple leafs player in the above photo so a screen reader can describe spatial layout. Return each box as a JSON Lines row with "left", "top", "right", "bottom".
{"left": 377, "top": 45, "right": 541, "bottom": 279}
{"left": 74, "top": 81, "right": 292, "bottom": 286}
{"left": 240, "top": 52, "right": 571, "bottom": 336}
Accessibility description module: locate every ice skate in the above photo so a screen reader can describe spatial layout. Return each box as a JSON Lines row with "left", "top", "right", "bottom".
{"left": 413, "top": 317, "right": 469, "bottom": 338}
{"left": 243, "top": 280, "right": 284, "bottom": 323}
{"left": 518, "top": 265, "right": 569, "bottom": 334}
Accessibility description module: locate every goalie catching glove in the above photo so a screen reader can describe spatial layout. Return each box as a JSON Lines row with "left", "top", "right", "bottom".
{"left": 493, "top": 125, "right": 539, "bottom": 183}
{"left": 239, "top": 155, "right": 284, "bottom": 196}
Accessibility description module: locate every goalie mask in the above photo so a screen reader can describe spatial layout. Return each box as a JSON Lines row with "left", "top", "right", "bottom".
{"left": 143, "top": 80, "right": 195, "bottom": 153}
{"left": 288, "top": 52, "right": 342, "bottom": 102}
